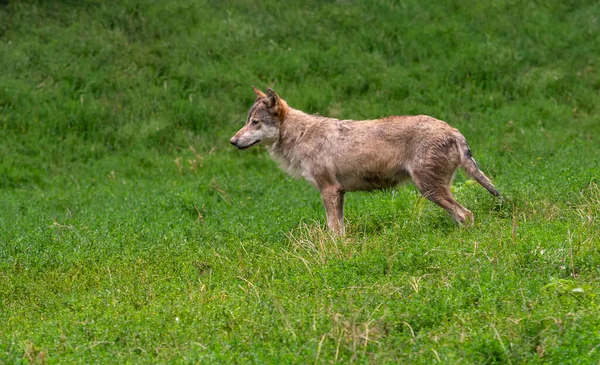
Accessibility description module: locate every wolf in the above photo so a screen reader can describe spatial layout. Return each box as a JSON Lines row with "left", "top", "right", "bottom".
{"left": 230, "top": 87, "right": 500, "bottom": 236}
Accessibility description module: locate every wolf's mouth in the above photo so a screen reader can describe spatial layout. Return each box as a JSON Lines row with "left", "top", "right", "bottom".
{"left": 237, "top": 140, "right": 260, "bottom": 150}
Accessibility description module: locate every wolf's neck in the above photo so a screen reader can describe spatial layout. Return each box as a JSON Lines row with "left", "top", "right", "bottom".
{"left": 268, "top": 107, "right": 325, "bottom": 179}
{"left": 278, "top": 108, "right": 330, "bottom": 143}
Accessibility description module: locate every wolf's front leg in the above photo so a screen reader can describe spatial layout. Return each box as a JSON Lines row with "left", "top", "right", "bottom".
{"left": 320, "top": 185, "right": 345, "bottom": 236}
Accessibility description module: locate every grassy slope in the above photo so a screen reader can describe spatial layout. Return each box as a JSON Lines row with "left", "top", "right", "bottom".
{"left": 1, "top": 0, "right": 600, "bottom": 363}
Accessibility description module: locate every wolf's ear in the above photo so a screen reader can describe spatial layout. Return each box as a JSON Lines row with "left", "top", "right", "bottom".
{"left": 252, "top": 85, "right": 266, "bottom": 99}
{"left": 264, "top": 88, "right": 288, "bottom": 119}
{"left": 265, "top": 88, "right": 281, "bottom": 108}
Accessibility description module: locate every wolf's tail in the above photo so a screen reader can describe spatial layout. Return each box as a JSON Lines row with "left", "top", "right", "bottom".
{"left": 458, "top": 136, "right": 501, "bottom": 197}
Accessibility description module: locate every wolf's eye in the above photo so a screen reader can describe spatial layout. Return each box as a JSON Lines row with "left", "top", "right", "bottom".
{"left": 251, "top": 119, "right": 259, "bottom": 125}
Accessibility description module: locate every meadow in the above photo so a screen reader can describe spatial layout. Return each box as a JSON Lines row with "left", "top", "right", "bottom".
{"left": 1, "top": 0, "right": 600, "bottom": 363}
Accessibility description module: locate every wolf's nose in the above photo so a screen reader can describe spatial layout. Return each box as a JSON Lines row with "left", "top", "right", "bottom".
{"left": 229, "top": 137, "right": 238, "bottom": 146}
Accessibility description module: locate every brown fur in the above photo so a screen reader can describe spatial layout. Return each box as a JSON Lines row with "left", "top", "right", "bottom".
{"left": 231, "top": 87, "right": 500, "bottom": 235}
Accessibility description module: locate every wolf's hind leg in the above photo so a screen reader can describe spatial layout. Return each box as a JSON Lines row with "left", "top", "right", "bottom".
{"left": 412, "top": 172, "right": 473, "bottom": 225}
{"left": 426, "top": 189, "right": 473, "bottom": 225}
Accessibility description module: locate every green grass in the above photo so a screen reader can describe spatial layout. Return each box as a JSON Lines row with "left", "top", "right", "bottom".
{"left": 1, "top": 0, "right": 600, "bottom": 363}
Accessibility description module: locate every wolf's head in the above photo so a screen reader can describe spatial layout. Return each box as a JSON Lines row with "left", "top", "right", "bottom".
{"left": 230, "top": 87, "right": 288, "bottom": 149}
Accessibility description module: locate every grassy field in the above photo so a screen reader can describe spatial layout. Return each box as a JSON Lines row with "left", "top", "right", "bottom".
{"left": 1, "top": 0, "right": 600, "bottom": 363}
